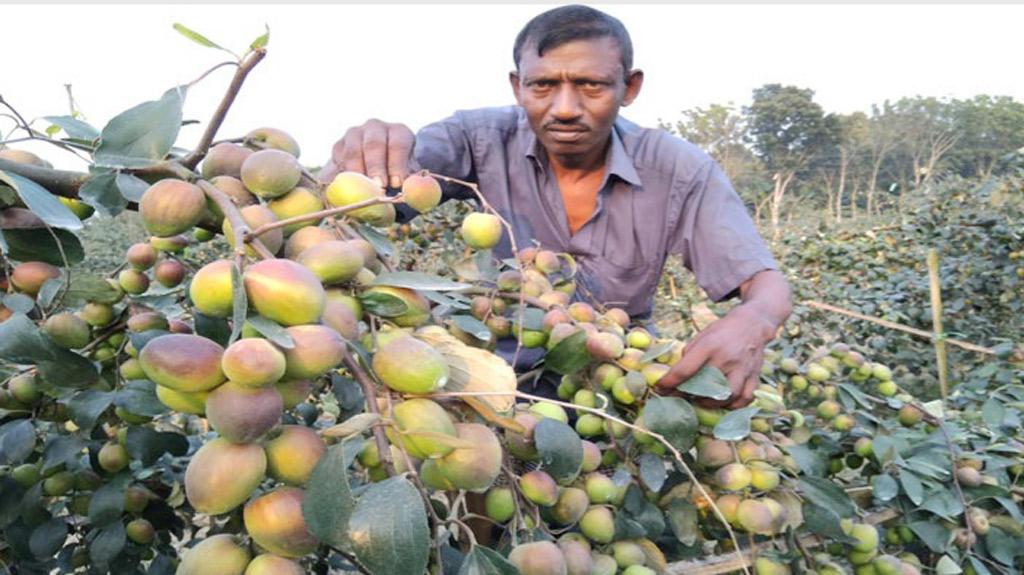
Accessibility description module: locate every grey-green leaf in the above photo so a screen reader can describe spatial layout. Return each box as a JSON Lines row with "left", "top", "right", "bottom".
{"left": 799, "top": 477, "right": 855, "bottom": 518}
{"left": 348, "top": 477, "right": 430, "bottom": 575}
{"left": 244, "top": 315, "right": 295, "bottom": 349}
{"left": 458, "top": 546, "right": 519, "bottom": 575}
{"left": 544, "top": 330, "right": 590, "bottom": 375}
{"left": 675, "top": 365, "right": 731, "bottom": 400}
{"left": 0, "top": 171, "right": 83, "bottom": 230}
{"left": 535, "top": 417, "right": 584, "bottom": 484}
{"left": 94, "top": 86, "right": 186, "bottom": 168}
{"left": 371, "top": 271, "right": 471, "bottom": 291}
{"left": 79, "top": 171, "right": 127, "bottom": 216}
{"left": 302, "top": 443, "right": 356, "bottom": 549}
{"left": 665, "top": 499, "right": 698, "bottom": 546}
{"left": 172, "top": 23, "right": 225, "bottom": 51}
{"left": 713, "top": 405, "right": 760, "bottom": 441}
{"left": 43, "top": 115, "right": 99, "bottom": 141}
{"left": 643, "top": 395, "right": 698, "bottom": 453}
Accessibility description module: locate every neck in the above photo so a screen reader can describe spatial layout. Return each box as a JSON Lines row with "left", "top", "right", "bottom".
{"left": 546, "top": 136, "right": 610, "bottom": 182}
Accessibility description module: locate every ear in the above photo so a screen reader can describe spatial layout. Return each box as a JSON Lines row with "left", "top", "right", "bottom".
{"left": 509, "top": 71, "right": 523, "bottom": 105}
{"left": 621, "top": 69, "right": 644, "bottom": 107}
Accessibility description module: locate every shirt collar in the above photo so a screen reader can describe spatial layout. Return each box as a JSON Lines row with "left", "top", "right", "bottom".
{"left": 521, "top": 117, "right": 643, "bottom": 188}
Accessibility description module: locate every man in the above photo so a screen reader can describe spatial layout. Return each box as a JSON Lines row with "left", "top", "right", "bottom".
{"left": 320, "top": 5, "right": 791, "bottom": 408}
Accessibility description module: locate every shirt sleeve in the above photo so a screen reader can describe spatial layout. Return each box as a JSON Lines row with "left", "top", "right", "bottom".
{"left": 670, "top": 159, "right": 779, "bottom": 302}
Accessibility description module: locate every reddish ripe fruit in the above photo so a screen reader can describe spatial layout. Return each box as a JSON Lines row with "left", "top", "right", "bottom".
{"left": 139, "top": 179, "right": 207, "bottom": 237}
{"left": 154, "top": 259, "right": 186, "bottom": 288}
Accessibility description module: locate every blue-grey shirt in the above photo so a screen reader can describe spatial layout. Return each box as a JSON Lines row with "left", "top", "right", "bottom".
{"left": 412, "top": 106, "right": 778, "bottom": 319}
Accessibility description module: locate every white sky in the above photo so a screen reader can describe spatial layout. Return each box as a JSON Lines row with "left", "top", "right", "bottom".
{"left": 3, "top": 3, "right": 1023, "bottom": 171}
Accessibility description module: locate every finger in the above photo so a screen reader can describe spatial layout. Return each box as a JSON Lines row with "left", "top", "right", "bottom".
{"left": 361, "top": 120, "right": 389, "bottom": 188}
{"left": 386, "top": 124, "right": 415, "bottom": 189}
{"left": 336, "top": 128, "right": 365, "bottom": 174}
{"left": 655, "top": 338, "right": 712, "bottom": 392}
{"left": 727, "top": 372, "right": 758, "bottom": 409}
{"left": 318, "top": 159, "right": 339, "bottom": 184}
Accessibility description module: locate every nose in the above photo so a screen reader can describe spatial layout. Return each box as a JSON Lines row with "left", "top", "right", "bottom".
{"left": 551, "top": 84, "right": 582, "bottom": 122}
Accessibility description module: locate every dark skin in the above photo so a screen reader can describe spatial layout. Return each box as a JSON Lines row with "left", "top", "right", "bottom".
{"left": 321, "top": 37, "right": 792, "bottom": 408}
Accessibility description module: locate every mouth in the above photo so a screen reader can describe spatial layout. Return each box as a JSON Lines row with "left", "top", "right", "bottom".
{"left": 545, "top": 128, "right": 588, "bottom": 143}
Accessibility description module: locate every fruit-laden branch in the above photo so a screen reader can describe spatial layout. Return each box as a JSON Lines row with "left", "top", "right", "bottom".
{"left": 426, "top": 172, "right": 531, "bottom": 366}
{"left": 243, "top": 195, "right": 401, "bottom": 242}
{"left": 181, "top": 49, "right": 266, "bottom": 171}
{"left": 340, "top": 347, "right": 396, "bottom": 476}
{"left": 664, "top": 508, "right": 900, "bottom": 575}
{"left": 195, "top": 180, "right": 274, "bottom": 262}
{"left": 802, "top": 300, "right": 995, "bottom": 355}
{"left": 427, "top": 389, "right": 753, "bottom": 575}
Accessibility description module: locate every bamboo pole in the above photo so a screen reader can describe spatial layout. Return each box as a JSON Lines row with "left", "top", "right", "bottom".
{"left": 927, "top": 248, "right": 949, "bottom": 401}
{"left": 800, "top": 301, "right": 994, "bottom": 356}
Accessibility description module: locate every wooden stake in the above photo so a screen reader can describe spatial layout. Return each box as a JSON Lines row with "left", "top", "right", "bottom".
{"left": 927, "top": 248, "right": 949, "bottom": 402}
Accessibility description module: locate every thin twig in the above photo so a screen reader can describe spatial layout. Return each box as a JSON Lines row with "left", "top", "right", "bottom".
{"left": 341, "top": 347, "right": 395, "bottom": 476}
{"left": 245, "top": 195, "right": 401, "bottom": 240}
{"left": 196, "top": 180, "right": 273, "bottom": 261}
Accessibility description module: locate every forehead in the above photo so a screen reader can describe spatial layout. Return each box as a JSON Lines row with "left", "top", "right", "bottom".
{"left": 518, "top": 36, "right": 624, "bottom": 78}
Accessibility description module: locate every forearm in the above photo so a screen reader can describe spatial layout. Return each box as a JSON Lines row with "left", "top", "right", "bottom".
{"left": 731, "top": 269, "right": 792, "bottom": 341}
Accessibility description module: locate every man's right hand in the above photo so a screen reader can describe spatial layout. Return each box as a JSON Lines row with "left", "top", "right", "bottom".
{"left": 319, "top": 119, "right": 416, "bottom": 188}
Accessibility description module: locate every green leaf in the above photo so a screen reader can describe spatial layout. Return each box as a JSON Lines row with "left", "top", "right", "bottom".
{"left": 62, "top": 273, "right": 123, "bottom": 305}
{"left": 782, "top": 443, "right": 826, "bottom": 477}
{"left": 544, "top": 330, "right": 590, "bottom": 375}
{"left": 458, "top": 545, "right": 519, "bottom": 575}
{"left": 245, "top": 315, "right": 295, "bottom": 349}
{"left": 94, "top": 86, "right": 186, "bottom": 169}
{"left": 37, "top": 278, "right": 63, "bottom": 310}
{"left": 630, "top": 500, "right": 666, "bottom": 539}
{"left": 43, "top": 115, "right": 99, "bottom": 141}
{"left": 359, "top": 291, "right": 409, "bottom": 317}
{"left": 643, "top": 395, "right": 698, "bottom": 453}
{"left": 640, "top": 340, "right": 674, "bottom": 363}
{"left": 302, "top": 443, "right": 356, "bottom": 549}
{"left": 194, "top": 312, "right": 230, "bottom": 347}
{"left": 250, "top": 25, "right": 270, "bottom": 51}
{"left": 665, "top": 499, "right": 698, "bottom": 546}
{"left": 0, "top": 314, "right": 98, "bottom": 388}
{"left": 2, "top": 293, "right": 34, "bottom": 314}
{"left": 802, "top": 502, "right": 852, "bottom": 542}
{"left": 348, "top": 477, "right": 430, "bottom": 575}
{"left": 114, "top": 380, "right": 167, "bottom": 417}
{"left": 982, "top": 397, "right": 1006, "bottom": 429}
{"left": 67, "top": 390, "right": 113, "bottom": 431}
{"left": 172, "top": 23, "right": 226, "bottom": 51}
{"left": 29, "top": 517, "right": 67, "bottom": 559}
{"left": 371, "top": 271, "right": 471, "bottom": 291}
{"left": 899, "top": 468, "right": 924, "bottom": 506}
{"left": 712, "top": 405, "right": 760, "bottom": 441}
{"left": 638, "top": 452, "right": 667, "bottom": 492}
{"left": 450, "top": 315, "right": 491, "bottom": 343}
{"left": 230, "top": 262, "right": 246, "bottom": 345}
{"left": 908, "top": 520, "right": 949, "bottom": 553}
{"left": 935, "top": 555, "right": 961, "bottom": 575}
{"left": 919, "top": 488, "right": 962, "bottom": 519}
{"left": 0, "top": 227, "right": 85, "bottom": 266}
{"left": 0, "top": 420, "right": 36, "bottom": 465}
{"left": 124, "top": 426, "right": 187, "bottom": 466}
{"left": 510, "top": 306, "right": 545, "bottom": 332}
{"left": 799, "top": 476, "right": 855, "bottom": 518}
{"left": 79, "top": 171, "right": 126, "bottom": 216}
{"left": 41, "top": 436, "right": 86, "bottom": 473}
{"left": 355, "top": 224, "right": 394, "bottom": 258}
{"left": 836, "top": 383, "right": 874, "bottom": 411}
{"left": 89, "top": 474, "right": 130, "bottom": 527}
{"left": 675, "top": 365, "right": 731, "bottom": 400}
{"left": 986, "top": 527, "right": 1020, "bottom": 566}
{"left": 534, "top": 417, "right": 584, "bottom": 484}
{"left": 0, "top": 171, "right": 82, "bottom": 230}
{"left": 89, "top": 521, "right": 125, "bottom": 567}
{"left": 871, "top": 474, "right": 899, "bottom": 502}
{"left": 115, "top": 173, "right": 149, "bottom": 202}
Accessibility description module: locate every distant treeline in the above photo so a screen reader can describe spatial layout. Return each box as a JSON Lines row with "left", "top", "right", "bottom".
{"left": 660, "top": 85, "right": 1024, "bottom": 237}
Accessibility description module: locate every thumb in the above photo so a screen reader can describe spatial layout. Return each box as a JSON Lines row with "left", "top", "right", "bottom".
{"left": 655, "top": 341, "right": 711, "bottom": 392}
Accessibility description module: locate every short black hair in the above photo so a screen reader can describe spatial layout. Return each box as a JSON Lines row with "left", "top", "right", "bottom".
{"left": 513, "top": 5, "right": 633, "bottom": 76}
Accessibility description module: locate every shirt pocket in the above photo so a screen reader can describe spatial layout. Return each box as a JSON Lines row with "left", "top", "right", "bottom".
{"left": 588, "top": 255, "right": 655, "bottom": 314}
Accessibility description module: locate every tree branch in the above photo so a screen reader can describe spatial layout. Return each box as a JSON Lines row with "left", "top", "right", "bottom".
{"left": 181, "top": 49, "right": 267, "bottom": 171}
